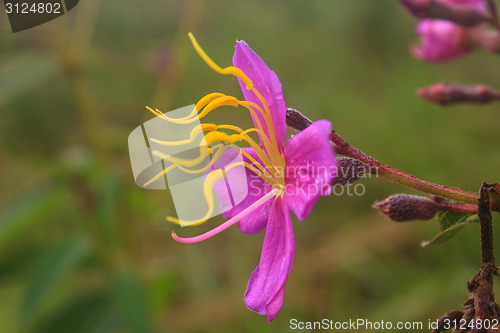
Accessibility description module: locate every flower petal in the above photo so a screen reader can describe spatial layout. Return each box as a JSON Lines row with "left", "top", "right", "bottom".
{"left": 233, "top": 41, "right": 287, "bottom": 149}
{"left": 215, "top": 147, "right": 273, "bottom": 235}
{"left": 412, "top": 19, "right": 469, "bottom": 62}
{"left": 284, "top": 119, "right": 337, "bottom": 221}
{"left": 245, "top": 196, "right": 294, "bottom": 322}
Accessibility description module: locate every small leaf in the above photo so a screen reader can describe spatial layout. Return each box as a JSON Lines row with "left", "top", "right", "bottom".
{"left": 438, "top": 211, "right": 472, "bottom": 231}
{"left": 22, "top": 236, "right": 91, "bottom": 321}
{"left": 421, "top": 212, "right": 478, "bottom": 247}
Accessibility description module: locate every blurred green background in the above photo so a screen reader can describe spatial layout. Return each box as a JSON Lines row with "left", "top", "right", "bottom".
{"left": 1, "top": 1, "right": 500, "bottom": 332}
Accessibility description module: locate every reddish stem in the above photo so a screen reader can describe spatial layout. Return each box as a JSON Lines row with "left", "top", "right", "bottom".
{"left": 439, "top": 202, "right": 478, "bottom": 214}
{"left": 286, "top": 108, "right": 480, "bottom": 205}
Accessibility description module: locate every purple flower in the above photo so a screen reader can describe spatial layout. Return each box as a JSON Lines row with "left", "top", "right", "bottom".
{"left": 169, "top": 35, "right": 337, "bottom": 322}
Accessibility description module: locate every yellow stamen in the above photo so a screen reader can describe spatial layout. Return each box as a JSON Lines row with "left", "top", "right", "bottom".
{"left": 145, "top": 124, "right": 280, "bottom": 187}
{"left": 148, "top": 91, "right": 279, "bottom": 165}
{"left": 188, "top": 33, "right": 281, "bottom": 162}
{"left": 203, "top": 129, "right": 279, "bottom": 180}
{"left": 239, "top": 101, "right": 284, "bottom": 165}
{"left": 195, "top": 92, "right": 228, "bottom": 112}
{"left": 145, "top": 139, "right": 276, "bottom": 191}
{"left": 148, "top": 121, "right": 276, "bottom": 182}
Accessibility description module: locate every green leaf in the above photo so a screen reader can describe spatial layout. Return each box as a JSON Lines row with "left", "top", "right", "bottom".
{"left": 111, "top": 271, "right": 153, "bottom": 333}
{"left": 22, "top": 236, "right": 91, "bottom": 321}
{"left": 421, "top": 212, "right": 479, "bottom": 247}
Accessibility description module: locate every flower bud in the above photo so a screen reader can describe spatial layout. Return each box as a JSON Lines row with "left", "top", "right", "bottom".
{"left": 374, "top": 194, "right": 439, "bottom": 222}
{"left": 417, "top": 82, "right": 500, "bottom": 105}
{"left": 332, "top": 157, "right": 370, "bottom": 186}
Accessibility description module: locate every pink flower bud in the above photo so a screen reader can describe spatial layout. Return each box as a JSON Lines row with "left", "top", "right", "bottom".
{"left": 417, "top": 82, "right": 500, "bottom": 105}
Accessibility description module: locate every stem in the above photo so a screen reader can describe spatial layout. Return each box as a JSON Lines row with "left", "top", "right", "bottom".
{"left": 439, "top": 202, "right": 478, "bottom": 214}
{"left": 286, "top": 108, "right": 480, "bottom": 205}
{"left": 338, "top": 142, "right": 479, "bottom": 205}
{"left": 479, "top": 183, "right": 495, "bottom": 267}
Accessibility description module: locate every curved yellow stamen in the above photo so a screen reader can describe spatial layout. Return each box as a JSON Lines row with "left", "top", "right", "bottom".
{"left": 148, "top": 121, "right": 276, "bottom": 181}
{"left": 195, "top": 92, "right": 228, "bottom": 112}
{"left": 188, "top": 33, "right": 281, "bottom": 160}
{"left": 142, "top": 143, "right": 223, "bottom": 187}
{"left": 188, "top": 33, "right": 253, "bottom": 89}
{"left": 148, "top": 123, "right": 282, "bottom": 187}
{"left": 145, "top": 123, "right": 280, "bottom": 188}
{"left": 166, "top": 168, "right": 224, "bottom": 226}
{"left": 238, "top": 101, "right": 283, "bottom": 165}
{"left": 145, "top": 139, "right": 276, "bottom": 191}
{"left": 147, "top": 95, "right": 239, "bottom": 125}
{"left": 146, "top": 93, "right": 227, "bottom": 123}
{"left": 148, "top": 91, "right": 279, "bottom": 166}
{"left": 216, "top": 125, "right": 280, "bottom": 177}
{"left": 167, "top": 159, "right": 277, "bottom": 226}
{"left": 203, "top": 130, "right": 279, "bottom": 181}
